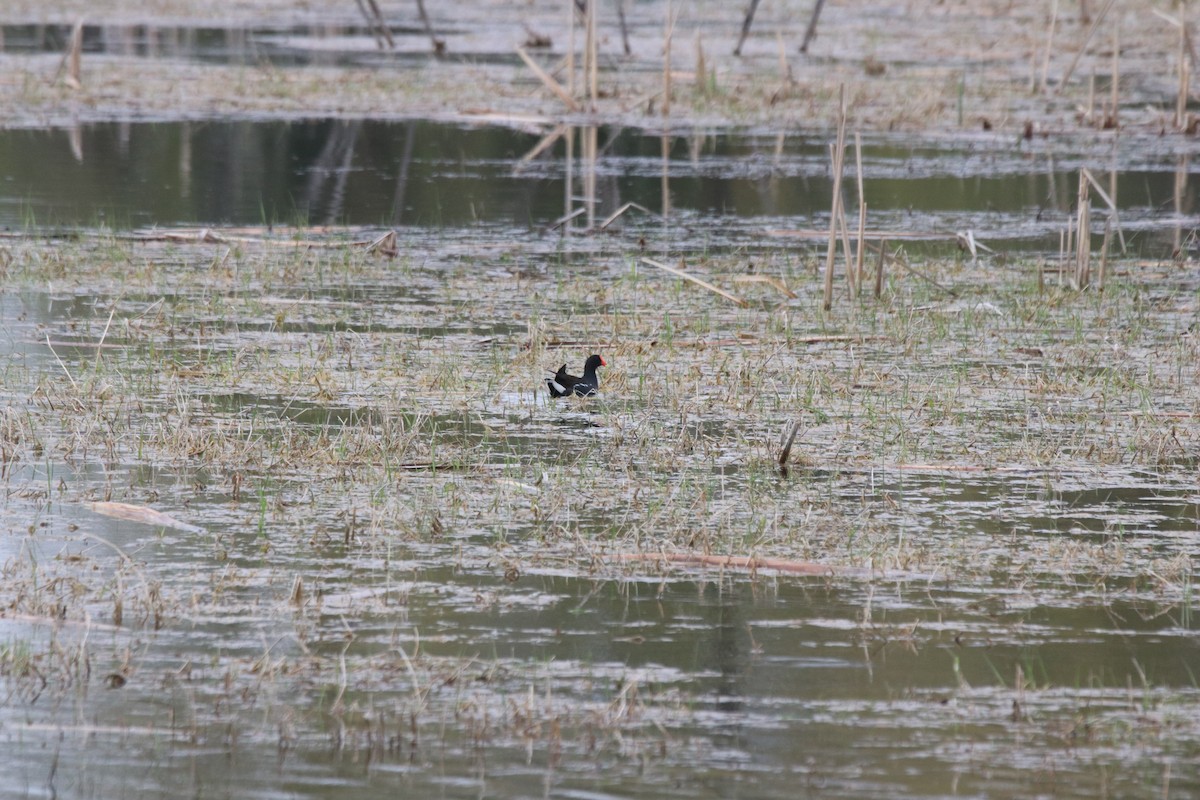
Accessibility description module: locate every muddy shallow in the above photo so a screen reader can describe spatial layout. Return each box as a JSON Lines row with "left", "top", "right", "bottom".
{"left": 2, "top": 2, "right": 1200, "bottom": 799}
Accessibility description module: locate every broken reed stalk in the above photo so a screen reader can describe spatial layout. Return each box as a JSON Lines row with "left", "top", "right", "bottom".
{"left": 662, "top": 0, "right": 674, "bottom": 117}
{"left": 583, "top": 124, "right": 598, "bottom": 229}
{"left": 854, "top": 131, "right": 866, "bottom": 294}
{"left": 1040, "top": 0, "right": 1058, "bottom": 93}
{"left": 566, "top": 0, "right": 576, "bottom": 98}
{"left": 641, "top": 258, "right": 749, "bottom": 307}
{"left": 1110, "top": 23, "right": 1119, "bottom": 127}
{"left": 1098, "top": 217, "right": 1111, "bottom": 291}
{"left": 778, "top": 420, "right": 801, "bottom": 475}
{"left": 1057, "top": 0, "right": 1117, "bottom": 93}
{"left": 1179, "top": 17, "right": 1191, "bottom": 130}
{"left": 874, "top": 239, "right": 886, "bottom": 298}
{"left": 823, "top": 85, "right": 847, "bottom": 311}
{"left": 1082, "top": 168, "right": 1124, "bottom": 252}
{"left": 516, "top": 47, "right": 581, "bottom": 112}
{"left": 1075, "top": 169, "right": 1091, "bottom": 288}
{"left": 57, "top": 20, "right": 84, "bottom": 89}
{"left": 837, "top": 188, "right": 855, "bottom": 298}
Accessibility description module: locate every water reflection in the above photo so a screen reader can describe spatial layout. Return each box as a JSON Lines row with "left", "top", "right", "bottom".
{"left": 1, "top": 119, "right": 1197, "bottom": 256}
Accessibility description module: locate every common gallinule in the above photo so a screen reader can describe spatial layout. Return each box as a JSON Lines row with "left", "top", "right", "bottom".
{"left": 546, "top": 354, "right": 606, "bottom": 397}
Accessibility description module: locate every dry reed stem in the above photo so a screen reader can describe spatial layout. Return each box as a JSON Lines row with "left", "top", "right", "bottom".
{"left": 1098, "top": 216, "right": 1111, "bottom": 291}
{"left": 662, "top": 0, "right": 677, "bottom": 117}
{"left": 1057, "top": 0, "right": 1117, "bottom": 93}
{"left": 1110, "top": 23, "right": 1120, "bottom": 127}
{"left": 1076, "top": 169, "right": 1091, "bottom": 288}
{"left": 514, "top": 124, "right": 568, "bottom": 171}
{"left": 598, "top": 201, "right": 661, "bottom": 230}
{"left": 516, "top": 47, "right": 581, "bottom": 112}
{"left": 55, "top": 20, "right": 84, "bottom": 89}
{"left": 874, "top": 239, "right": 886, "bottom": 298}
{"left": 1081, "top": 168, "right": 1124, "bottom": 252}
{"left": 823, "top": 85, "right": 846, "bottom": 311}
{"left": 1179, "top": 17, "right": 1191, "bottom": 130}
{"left": 566, "top": 0, "right": 575, "bottom": 98}
{"left": 854, "top": 131, "right": 866, "bottom": 294}
{"left": 641, "top": 257, "right": 748, "bottom": 307}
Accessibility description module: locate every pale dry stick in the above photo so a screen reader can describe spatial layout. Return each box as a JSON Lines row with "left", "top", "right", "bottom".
{"left": 566, "top": 0, "right": 576, "bottom": 99}
{"left": 53, "top": 20, "right": 84, "bottom": 89}
{"left": 1040, "top": 0, "right": 1059, "bottom": 93}
{"left": 776, "top": 30, "right": 793, "bottom": 83}
{"left": 854, "top": 131, "right": 866, "bottom": 294}
{"left": 823, "top": 85, "right": 846, "bottom": 311}
{"left": 45, "top": 335, "right": 79, "bottom": 392}
{"left": 1056, "top": 0, "right": 1117, "bottom": 93}
{"left": 836, "top": 186, "right": 856, "bottom": 298}
{"left": 598, "top": 201, "right": 662, "bottom": 230}
{"left": 694, "top": 30, "right": 706, "bottom": 95}
{"left": 548, "top": 207, "right": 587, "bottom": 231}
{"left": 583, "top": 124, "right": 598, "bottom": 229}
{"left": 662, "top": 0, "right": 676, "bottom": 117}
{"left": 874, "top": 238, "right": 886, "bottom": 298}
{"left": 1110, "top": 23, "right": 1120, "bottom": 126}
{"left": 1082, "top": 168, "right": 1125, "bottom": 251}
{"left": 1075, "top": 170, "right": 1091, "bottom": 288}
{"left": 516, "top": 47, "right": 581, "bottom": 112}
{"left": 1060, "top": 224, "right": 1069, "bottom": 288}
{"left": 514, "top": 123, "right": 568, "bottom": 172}
{"left": 1087, "top": 70, "right": 1096, "bottom": 123}
{"left": 565, "top": 123, "right": 575, "bottom": 232}
{"left": 1098, "top": 217, "right": 1111, "bottom": 291}
{"left": 93, "top": 306, "right": 116, "bottom": 372}
{"left": 640, "top": 258, "right": 749, "bottom": 307}
{"left": 1179, "top": 16, "right": 1191, "bottom": 130}
{"left": 660, "top": 133, "right": 671, "bottom": 218}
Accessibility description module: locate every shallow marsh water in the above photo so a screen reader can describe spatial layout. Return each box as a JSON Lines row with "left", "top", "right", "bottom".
{"left": 3, "top": 202, "right": 1200, "bottom": 798}
{"left": 2, "top": 3, "right": 1200, "bottom": 794}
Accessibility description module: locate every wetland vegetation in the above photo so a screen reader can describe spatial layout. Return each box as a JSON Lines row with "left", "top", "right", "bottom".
{"left": 1, "top": 1, "right": 1200, "bottom": 798}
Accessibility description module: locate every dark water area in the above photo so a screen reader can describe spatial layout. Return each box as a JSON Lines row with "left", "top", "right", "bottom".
{"left": 0, "top": 22, "right": 463, "bottom": 67}
{"left": 1, "top": 119, "right": 1197, "bottom": 256}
